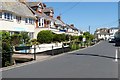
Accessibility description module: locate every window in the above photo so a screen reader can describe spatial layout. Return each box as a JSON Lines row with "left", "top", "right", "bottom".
{"left": 42, "top": 19, "right": 44, "bottom": 26}
{"left": 4, "top": 12, "right": 13, "bottom": 20}
{"left": 16, "top": 16, "right": 21, "bottom": 23}
{"left": 25, "top": 18, "right": 34, "bottom": 24}
{"left": 0, "top": 12, "right": 2, "bottom": 18}
{"left": 38, "top": 18, "right": 41, "bottom": 27}
{"left": 25, "top": 18, "right": 28, "bottom": 23}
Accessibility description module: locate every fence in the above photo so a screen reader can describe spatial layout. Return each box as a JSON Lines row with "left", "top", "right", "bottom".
{"left": 14, "top": 43, "right": 71, "bottom": 60}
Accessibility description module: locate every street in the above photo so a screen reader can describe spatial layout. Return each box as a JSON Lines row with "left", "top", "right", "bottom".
{"left": 2, "top": 41, "right": 119, "bottom": 78}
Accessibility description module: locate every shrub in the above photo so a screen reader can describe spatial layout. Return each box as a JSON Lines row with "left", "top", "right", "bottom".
{"left": 65, "top": 34, "right": 71, "bottom": 41}
{"left": 11, "top": 33, "right": 22, "bottom": 46}
{"left": 37, "top": 30, "right": 54, "bottom": 43}
{"left": 1, "top": 31, "right": 12, "bottom": 67}
{"left": 71, "top": 36, "right": 79, "bottom": 41}
{"left": 79, "top": 35, "right": 83, "bottom": 41}
{"left": 20, "top": 32, "right": 30, "bottom": 44}
{"left": 70, "top": 42, "right": 80, "bottom": 50}
{"left": 30, "top": 39, "right": 39, "bottom": 45}
{"left": 53, "top": 34, "right": 66, "bottom": 42}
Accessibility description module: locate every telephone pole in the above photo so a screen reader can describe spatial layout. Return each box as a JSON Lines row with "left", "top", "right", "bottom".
{"left": 89, "top": 26, "right": 90, "bottom": 34}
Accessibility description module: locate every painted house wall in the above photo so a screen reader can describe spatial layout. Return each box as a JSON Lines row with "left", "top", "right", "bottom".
{"left": 0, "top": 12, "right": 35, "bottom": 33}
{"left": 109, "top": 28, "right": 118, "bottom": 37}
{"left": 98, "top": 34, "right": 110, "bottom": 40}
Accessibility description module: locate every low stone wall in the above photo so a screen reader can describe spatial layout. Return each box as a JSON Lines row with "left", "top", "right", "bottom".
{"left": 14, "top": 46, "right": 71, "bottom": 56}
{"left": 37, "top": 47, "right": 71, "bottom": 55}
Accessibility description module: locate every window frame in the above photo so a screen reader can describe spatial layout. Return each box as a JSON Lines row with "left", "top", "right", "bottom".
{"left": 4, "top": 12, "right": 13, "bottom": 20}
{"left": 25, "top": 18, "right": 34, "bottom": 24}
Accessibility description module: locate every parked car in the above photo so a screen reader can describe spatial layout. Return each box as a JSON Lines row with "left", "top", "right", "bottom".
{"left": 108, "top": 36, "right": 115, "bottom": 43}
{"left": 114, "top": 30, "right": 120, "bottom": 46}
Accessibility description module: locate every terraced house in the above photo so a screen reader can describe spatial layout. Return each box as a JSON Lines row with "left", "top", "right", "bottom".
{"left": 26, "top": 2, "right": 57, "bottom": 38}
{"left": 0, "top": 1, "right": 80, "bottom": 39}
{"left": 26, "top": 2, "right": 80, "bottom": 38}
{"left": 0, "top": 0, "right": 36, "bottom": 39}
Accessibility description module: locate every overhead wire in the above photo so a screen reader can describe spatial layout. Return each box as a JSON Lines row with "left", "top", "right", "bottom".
{"left": 60, "top": 2, "right": 80, "bottom": 16}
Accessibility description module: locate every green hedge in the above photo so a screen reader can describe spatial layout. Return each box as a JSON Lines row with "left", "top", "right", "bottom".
{"left": 37, "top": 30, "right": 54, "bottom": 43}
{"left": 1, "top": 31, "right": 12, "bottom": 67}
{"left": 53, "top": 34, "right": 66, "bottom": 42}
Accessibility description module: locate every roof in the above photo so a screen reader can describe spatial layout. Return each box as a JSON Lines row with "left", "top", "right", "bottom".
{"left": 97, "top": 30, "right": 110, "bottom": 35}
{"left": 26, "top": 2, "right": 40, "bottom": 7}
{"left": 26, "top": 2, "right": 54, "bottom": 20}
{"left": 110, "top": 27, "right": 119, "bottom": 30}
{"left": 55, "top": 19, "right": 66, "bottom": 26}
{"left": 69, "top": 25, "right": 78, "bottom": 30}
{"left": 43, "top": 7, "right": 53, "bottom": 12}
{"left": 0, "top": 1, "right": 36, "bottom": 19}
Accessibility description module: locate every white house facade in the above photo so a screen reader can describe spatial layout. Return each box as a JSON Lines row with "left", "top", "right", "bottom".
{"left": 0, "top": 1, "right": 36, "bottom": 39}
{"left": 109, "top": 27, "right": 119, "bottom": 38}
{"left": 95, "top": 27, "right": 119, "bottom": 40}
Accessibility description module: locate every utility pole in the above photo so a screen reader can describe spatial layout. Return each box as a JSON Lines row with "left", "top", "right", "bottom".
{"left": 89, "top": 26, "right": 90, "bottom": 34}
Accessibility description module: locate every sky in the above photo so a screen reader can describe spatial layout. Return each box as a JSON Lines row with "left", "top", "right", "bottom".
{"left": 44, "top": 2, "right": 118, "bottom": 34}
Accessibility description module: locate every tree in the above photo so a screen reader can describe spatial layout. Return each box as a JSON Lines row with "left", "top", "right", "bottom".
{"left": 65, "top": 34, "right": 71, "bottom": 41}
{"left": 30, "top": 39, "right": 39, "bottom": 45}
{"left": 83, "top": 32, "right": 90, "bottom": 41}
{"left": 11, "top": 33, "right": 22, "bottom": 46}
{"left": 1, "top": 31, "right": 12, "bottom": 67}
{"left": 21, "top": 32, "right": 30, "bottom": 44}
{"left": 59, "top": 34, "right": 66, "bottom": 42}
{"left": 71, "top": 36, "right": 79, "bottom": 41}
{"left": 11, "top": 32, "right": 30, "bottom": 46}
{"left": 83, "top": 32, "right": 95, "bottom": 43}
{"left": 79, "top": 35, "right": 83, "bottom": 41}
{"left": 37, "top": 30, "right": 54, "bottom": 43}
{"left": 53, "top": 33, "right": 66, "bottom": 42}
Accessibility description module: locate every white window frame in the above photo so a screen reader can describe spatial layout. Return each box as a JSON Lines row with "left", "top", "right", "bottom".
{"left": 4, "top": 12, "right": 13, "bottom": 20}
{"left": 25, "top": 18, "right": 34, "bottom": 24}
{"left": 38, "top": 18, "right": 41, "bottom": 27}
{"left": 42, "top": 18, "right": 44, "bottom": 27}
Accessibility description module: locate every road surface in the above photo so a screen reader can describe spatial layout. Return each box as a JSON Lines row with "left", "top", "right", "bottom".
{"left": 2, "top": 41, "right": 119, "bottom": 78}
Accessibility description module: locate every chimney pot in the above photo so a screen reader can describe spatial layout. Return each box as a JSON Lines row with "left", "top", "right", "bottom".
{"left": 57, "top": 16, "right": 61, "bottom": 20}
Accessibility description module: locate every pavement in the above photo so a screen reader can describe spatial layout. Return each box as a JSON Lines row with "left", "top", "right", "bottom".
{"left": 13, "top": 54, "right": 51, "bottom": 61}
{"left": 2, "top": 41, "right": 119, "bottom": 78}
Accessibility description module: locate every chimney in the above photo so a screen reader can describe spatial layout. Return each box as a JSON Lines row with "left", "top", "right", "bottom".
{"left": 43, "top": 3, "right": 46, "bottom": 8}
{"left": 57, "top": 16, "right": 61, "bottom": 20}
{"left": 50, "top": 10, "right": 53, "bottom": 18}
{"left": 70, "top": 24, "right": 74, "bottom": 27}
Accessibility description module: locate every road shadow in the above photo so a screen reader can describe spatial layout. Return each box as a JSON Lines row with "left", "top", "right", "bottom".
{"left": 70, "top": 53, "right": 120, "bottom": 60}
